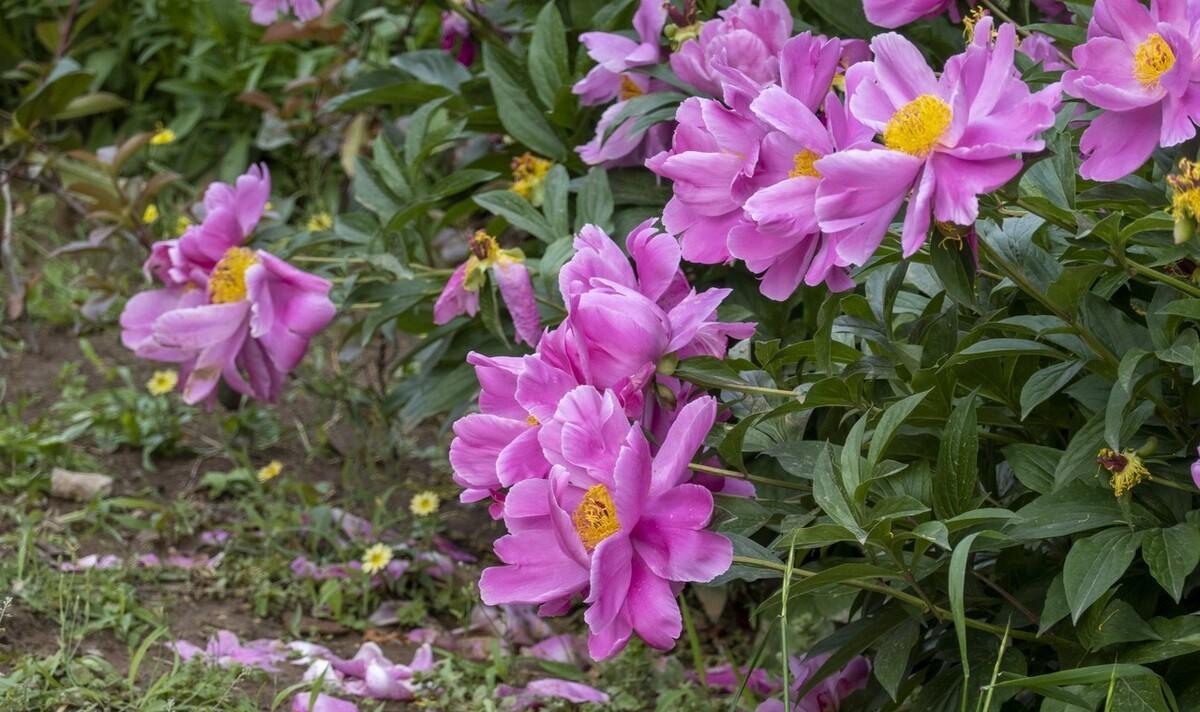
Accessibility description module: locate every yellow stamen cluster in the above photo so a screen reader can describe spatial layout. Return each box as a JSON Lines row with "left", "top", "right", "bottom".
{"left": 789, "top": 149, "right": 822, "bottom": 179}
{"left": 619, "top": 74, "right": 644, "bottom": 101}
{"left": 307, "top": 212, "right": 333, "bottom": 231}
{"left": 510, "top": 153, "right": 553, "bottom": 206}
{"left": 410, "top": 491, "right": 441, "bottom": 516}
{"left": 1097, "top": 448, "right": 1150, "bottom": 497}
{"left": 962, "top": 7, "right": 995, "bottom": 43}
{"left": 1169, "top": 159, "right": 1200, "bottom": 220}
{"left": 256, "top": 460, "right": 284, "bottom": 483}
{"left": 525, "top": 413, "right": 539, "bottom": 426}
{"left": 146, "top": 370, "right": 178, "bottom": 396}
{"left": 209, "top": 247, "right": 259, "bottom": 304}
{"left": 150, "top": 125, "right": 176, "bottom": 146}
{"left": 883, "top": 94, "right": 952, "bottom": 157}
{"left": 573, "top": 484, "right": 620, "bottom": 550}
{"left": 361, "top": 543, "right": 393, "bottom": 575}
{"left": 469, "top": 230, "right": 500, "bottom": 262}
{"left": 1134, "top": 33, "right": 1175, "bottom": 87}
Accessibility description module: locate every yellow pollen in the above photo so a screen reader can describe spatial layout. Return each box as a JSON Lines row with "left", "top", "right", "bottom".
{"left": 619, "top": 75, "right": 644, "bottom": 101}
{"left": 525, "top": 414, "right": 539, "bottom": 426}
{"left": 209, "top": 247, "right": 258, "bottom": 304}
{"left": 572, "top": 484, "right": 620, "bottom": 550}
{"left": 789, "top": 149, "right": 821, "bottom": 178}
{"left": 884, "top": 95, "right": 952, "bottom": 157}
{"left": 1134, "top": 34, "right": 1175, "bottom": 87}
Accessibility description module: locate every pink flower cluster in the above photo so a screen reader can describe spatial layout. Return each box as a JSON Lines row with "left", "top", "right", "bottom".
{"left": 242, "top": 0, "right": 322, "bottom": 25}
{"left": 120, "top": 165, "right": 336, "bottom": 405}
{"left": 644, "top": 8, "right": 1061, "bottom": 299}
{"left": 447, "top": 221, "right": 753, "bottom": 659}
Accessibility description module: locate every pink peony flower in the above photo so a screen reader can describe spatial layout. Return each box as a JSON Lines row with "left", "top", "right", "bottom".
{"left": 816, "top": 19, "right": 1060, "bottom": 264}
{"left": 433, "top": 231, "right": 541, "bottom": 347}
{"left": 1019, "top": 32, "right": 1070, "bottom": 72}
{"left": 1062, "top": 0, "right": 1200, "bottom": 180}
{"left": 577, "top": 75, "right": 675, "bottom": 167}
{"left": 702, "top": 663, "right": 781, "bottom": 697}
{"left": 449, "top": 221, "right": 751, "bottom": 514}
{"left": 479, "top": 393, "right": 733, "bottom": 659}
{"left": 669, "top": 0, "right": 793, "bottom": 101}
{"left": 646, "top": 98, "right": 764, "bottom": 264}
{"left": 122, "top": 165, "right": 335, "bottom": 405}
{"left": 863, "top": 0, "right": 958, "bottom": 29}
{"left": 573, "top": 0, "right": 666, "bottom": 106}
{"left": 242, "top": 0, "right": 322, "bottom": 26}
{"left": 755, "top": 654, "right": 871, "bottom": 712}
{"left": 728, "top": 34, "right": 874, "bottom": 299}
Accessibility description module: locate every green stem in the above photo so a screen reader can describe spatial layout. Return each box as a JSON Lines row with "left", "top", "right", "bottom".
{"left": 731, "top": 556, "right": 1071, "bottom": 647}
{"left": 679, "top": 593, "right": 708, "bottom": 692}
{"left": 1148, "top": 475, "right": 1197, "bottom": 493}
{"left": 689, "top": 462, "right": 809, "bottom": 492}
{"left": 1123, "top": 258, "right": 1200, "bottom": 299}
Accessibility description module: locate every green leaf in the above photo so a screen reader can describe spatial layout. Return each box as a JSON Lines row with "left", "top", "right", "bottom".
{"left": 428, "top": 169, "right": 500, "bottom": 199}
{"left": 710, "top": 533, "right": 782, "bottom": 585}
{"left": 1053, "top": 410, "right": 1106, "bottom": 490}
{"left": 987, "top": 664, "right": 1158, "bottom": 690}
{"left": 352, "top": 158, "right": 403, "bottom": 220}
{"left": 933, "top": 392, "right": 979, "bottom": 519}
{"left": 865, "top": 390, "right": 930, "bottom": 474}
{"left": 1142, "top": 524, "right": 1200, "bottom": 603}
{"left": 527, "top": 2, "right": 570, "bottom": 108}
{"left": 390, "top": 49, "right": 472, "bottom": 91}
{"left": 541, "top": 164, "right": 570, "bottom": 238}
{"left": 1007, "top": 481, "right": 1128, "bottom": 540}
{"left": 575, "top": 167, "right": 614, "bottom": 232}
{"left": 948, "top": 338, "right": 1067, "bottom": 363}
{"left": 15, "top": 58, "right": 93, "bottom": 126}
{"left": 1063, "top": 528, "right": 1142, "bottom": 623}
{"left": 483, "top": 44, "right": 566, "bottom": 160}
{"left": 873, "top": 619, "right": 918, "bottom": 701}
{"left": 812, "top": 446, "right": 865, "bottom": 542}
{"left": 54, "top": 92, "right": 127, "bottom": 119}
{"left": 1001, "top": 443, "right": 1061, "bottom": 494}
{"left": 1019, "top": 361, "right": 1084, "bottom": 420}
{"left": 474, "top": 190, "right": 557, "bottom": 242}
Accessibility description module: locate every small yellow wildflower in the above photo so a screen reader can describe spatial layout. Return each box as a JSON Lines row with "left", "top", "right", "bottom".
{"left": 510, "top": 153, "right": 553, "bottom": 207}
{"left": 145, "top": 370, "right": 178, "bottom": 396}
{"left": 175, "top": 215, "right": 192, "bottom": 235}
{"left": 150, "top": 125, "right": 176, "bottom": 146}
{"left": 1097, "top": 448, "right": 1150, "bottom": 497}
{"left": 361, "top": 543, "right": 393, "bottom": 575}
{"left": 410, "top": 491, "right": 440, "bottom": 516}
{"left": 264, "top": 201, "right": 274, "bottom": 211}
{"left": 256, "top": 460, "right": 284, "bottom": 483}
{"left": 142, "top": 204, "right": 160, "bottom": 224}
{"left": 307, "top": 212, "right": 333, "bottom": 231}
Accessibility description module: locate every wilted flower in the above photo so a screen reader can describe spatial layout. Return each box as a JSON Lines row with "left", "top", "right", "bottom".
{"left": 361, "top": 543, "right": 393, "bottom": 575}
{"left": 170, "top": 630, "right": 289, "bottom": 672}
{"left": 291, "top": 693, "right": 359, "bottom": 712}
{"left": 241, "top": 0, "right": 322, "bottom": 26}
{"left": 1169, "top": 158, "right": 1200, "bottom": 242}
{"left": 1063, "top": 0, "right": 1200, "bottom": 180}
{"left": 441, "top": 9, "right": 477, "bottom": 66}
{"left": 257, "top": 460, "right": 284, "bottom": 482}
{"left": 433, "top": 231, "right": 541, "bottom": 346}
{"left": 495, "top": 678, "right": 610, "bottom": 709}
{"left": 509, "top": 153, "right": 552, "bottom": 207}
{"left": 1098, "top": 447, "right": 1151, "bottom": 496}
{"left": 146, "top": 370, "right": 178, "bottom": 395}
{"left": 410, "top": 491, "right": 440, "bottom": 516}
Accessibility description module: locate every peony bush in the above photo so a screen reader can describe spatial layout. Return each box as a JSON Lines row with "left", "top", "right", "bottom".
{"left": 19, "top": 0, "right": 1200, "bottom": 708}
